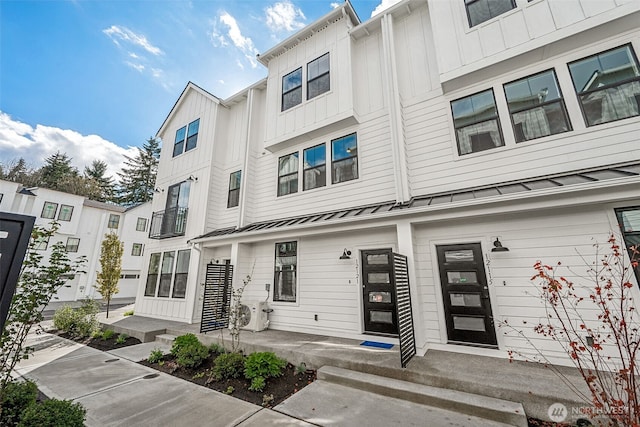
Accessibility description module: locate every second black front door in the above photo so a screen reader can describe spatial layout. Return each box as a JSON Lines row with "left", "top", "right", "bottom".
{"left": 361, "top": 249, "right": 398, "bottom": 336}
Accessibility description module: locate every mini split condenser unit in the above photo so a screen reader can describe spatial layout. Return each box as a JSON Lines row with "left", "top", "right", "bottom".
{"left": 236, "top": 301, "right": 269, "bottom": 332}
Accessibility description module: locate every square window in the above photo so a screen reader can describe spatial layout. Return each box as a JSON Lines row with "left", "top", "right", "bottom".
{"left": 107, "top": 214, "right": 120, "bottom": 229}
{"left": 274, "top": 242, "right": 297, "bottom": 302}
{"left": 307, "top": 53, "right": 330, "bottom": 100}
{"left": 132, "top": 243, "right": 144, "bottom": 256}
{"left": 58, "top": 204, "right": 74, "bottom": 221}
{"left": 185, "top": 119, "right": 200, "bottom": 152}
{"left": 504, "top": 69, "right": 572, "bottom": 142}
{"left": 331, "top": 133, "right": 358, "bottom": 184}
{"left": 451, "top": 89, "right": 504, "bottom": 155}
{"left": 568, "top": 45, "right": 640, "bottom": 127}
{"left": 66, "top": 237, "right": 80, "bottom": 253}
{"left": 465, "top": 0, "right": 516, "bottom": 27}
{"left": 136, "top": 217, "right": 148, "bottom": 232}
{"left": 41, "top": 201, "right": 58, "bottom": 219}
{"left": 278, "top": 153, "right": 299, "bottom": 196}
{"left": 227, "top": 171, "right": 242, "bottom": 208}
{"left": 282, "top": 68, "right": 302, "bottom": 111}
{"left": 173, "top": 126, "right": 186, "bottom": 157}
{"left": 303, "top": 144, "right": 326, "bottom": 190}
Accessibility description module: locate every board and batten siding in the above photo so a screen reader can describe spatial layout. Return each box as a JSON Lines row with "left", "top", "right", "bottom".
{"left": 428, "top": 0, "right": 640, "bottom": 81}
{"left": 227, "top": 228, "right": 398, "bottom": 338}
{"left": 412, "top": 203, "right": 639, "bottom": 365}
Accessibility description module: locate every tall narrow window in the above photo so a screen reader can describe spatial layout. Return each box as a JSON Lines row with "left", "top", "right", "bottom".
{"left": 144, "top": 253, "right": 161, "bottom": 296}
{"left": 157, "top": 251, "right": 175, "bottom": 298}
{"left": 227, "top": 171, "right": 241, "bottom": 208}
{"left": 185, "top": 119, "right": 200, "bottom": 152}
{"left": 303, "top": 144, "right": 326, "bottom": 190}
{"left": 41, "top": 202, "right": 58, "bottom": 219}
{"left": 307, "top": 53, "right": 330, "bottom": 100}
{"left": 274, "top": 242, "right": 297, "bottom": 302}
{"left": 132, "top": 243, "right": 144, "bottom": 256}
{"left": 65, "top": 237, "right": 80, "bottom": 253}
{"left": 568, "top": 45, "right": 640, "bottom": 127}
{"left": 331, "top": 133, "right": 358, "bottom": 184}
{"left": 172, "top": 250, "right": 190, "bottom": 299}
{"left": 504, "top": 69, "right": 571, "bottom": 142}
{"left": 173, "top": 126, "right": 186, "bottom": 157}
{"left": 615, "top": 207, "right": 640, "bottom": 284}
{"left": 278, "top": 153, "right": 299, "bottom": 196}
{"left": 136, "top": 217, "right": 148, "bottom": 232}
{"left": 282, "top": 68, "right": 302, "bottom": 111}
{"left": 465, "top": 0, "right": 515, "bottom": 27}
{"left": 107, "top": 214, "right": 120, "bottom": 229}
{"left": 58, "top": 204, "right": 74, "bottom": 221}
{"left": 451, "top": 89, "right": 504, "bottom": 155}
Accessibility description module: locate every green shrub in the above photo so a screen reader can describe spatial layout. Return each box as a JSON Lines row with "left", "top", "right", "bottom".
{"left": 148, "top": 349, "right": 164, "bottom": 364}
{"left": 52, "top": 299, "right": 100, "bottom": 338}
{"left": 175, "top": 342, "right": 209, "bottom": 369}
{"left": 17, "top": 399, "right": 86, "bottom": 427}
{"left": 91, "top": 329, "right": 103, "bottom": 339}
{"left": 244, "top": 352, "right": 286, "bottom": 381}
{"left": 248, "top": 376, "right": 266, "bottom": 392}
{"left": 208, "top": 342, "right": 226, "bottom": 355}
{"left": 170, "top": 333, "right": 200, "bottom": 357}
{"left": 101, "top": 329, "right": 115, "bottom": 340}
{"left": 0, "top": 380, "right": 37, "bottom": 426}
{"left": 212, "top": 352, "right": 245, "bottom": 380}
{"left": 52, "top": 305, "right": 75, "bottom": 332}
{"left": 123, "top": 310, "right": 134, "bottom": 316}
{"left": 115, "top": 334, "right": 127, "bottom": 344}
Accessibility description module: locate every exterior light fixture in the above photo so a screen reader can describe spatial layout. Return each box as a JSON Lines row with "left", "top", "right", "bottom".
{"left": 339, "top": 249, "right": 352, "bottom": 260}
{"left": 491, "top": 238, "right": 509, "bottom": 252}
{"left": 187, "top": 175, "right": 198, "bottom": 182}
{"left": 154, "top": 187, "right": 163, "bottom": 193}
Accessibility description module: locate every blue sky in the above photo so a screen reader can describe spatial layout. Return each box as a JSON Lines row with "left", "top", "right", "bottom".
{"left": 0, "top": 0, "right": 398, "bottom": 178}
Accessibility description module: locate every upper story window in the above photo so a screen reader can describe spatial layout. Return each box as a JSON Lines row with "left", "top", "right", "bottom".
{"left": 173, "top": 119, "right": 200, "bottom": 157}
{"left": 227, "top": 171, "right": 241, "bottom": 208}
{"left": 65, "top": 237, "right": 80, "bottom": 253}
{"left": 278, "top": 153, "right": 299, "bottom": 196}
{"left": 136, "top": 217, "right": 148, "bottom": 232}
{"left": 303, "top": 144, "right": 326, "bottom": 191}
{"left": 41, "top": 201, "right": 58, "bottom": 219}
{"left": 132, "top": 243, "right": 144, "bottom": 256}
{"left": 307, "top": 53, "right": 330, "bottom": 100}
{"left": 274, "top": 241, "right": 297, "bottom": 302}
{"left": 615, "top": 207, "right": 640, "bottom": 284}
{"left": 504, "top": 69, "right": 571, "bottom": 142}
{"left": 282, "top": 68, "right": 302, "bottom": 111}
{"left": 108, "top": 214, "right": 120, "bottom": 229}
{"left": 568, "top": 45, "right": 640, "bottom": 127}
{"left": 465, "top": 0, "right": 515, "bottom": 28}
{"left": 451, "top": 89, "right": 504, "bottom": 155}
{"left": 58, "top": 204, "right": 74, "bottom": 221}
{"left": 332, "top": 133, "right": 358, "bottom": 184}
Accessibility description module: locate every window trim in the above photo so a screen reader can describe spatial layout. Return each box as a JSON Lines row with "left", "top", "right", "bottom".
{"left": 451, "top": 88, "right": 505, "bottom": 156}
{"left": 143, "top": 249, "right": 189, "bottom": 299}
{"left": 307, "top": 53, "right": 330, "bottom": 101}
{"left": 132, "top": 243, "right": 144, "bottom": 256}
{"left": 282, "top": 67, "right": 303, "bottom": 112}
{"left": 464, "top": 0, "right": 516, "bottom": 28}
{"left": 65, "top": 237, "right": 80, "bottom": 253}
{"left": 57, "top": 204, "right": 74, "bottom": 222}
{"left": 331, "top": 133, "right": 359, "bottom": 185}
{"left": 227, "top": 170, "right": 242, "bottom": 208}
{"left": 303, "top": 143, "right": 327, "bottom": 191}
{"left": 107, "top": 214, "right": 120, "bottom": 229}
{"left": 41, "top": 201, "right": 58, "bottom": 219}
{"left": 185, "top": 119, "right": 200, "bottom": 152}
{"left": 273, "top": 241, "right": 298, "bottom": 303}
{"left": 173, "top": 125, "right": 187, "bottom": 157}
{"left": 136, "top": 217, "right": 148, "bottom": 232}
{"left": 277, "top": 152, "right": 299, "bottom": 197}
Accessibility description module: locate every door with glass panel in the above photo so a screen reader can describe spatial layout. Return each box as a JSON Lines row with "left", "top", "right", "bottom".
{"left": 436, "top": 244, "right": 497, "bottom": 347}
{"left": 361, "top": 249, "right": 398, "bottom": 336}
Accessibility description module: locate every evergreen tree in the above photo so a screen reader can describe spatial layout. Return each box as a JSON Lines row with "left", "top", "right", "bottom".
{"left": 84, "top": 160, "right": 115, "bottom": 202}
{"left": 117, "top": 137, "right": 160, "bottom": 206}
{"left": 39, "top": 152, "right": 79, "bottom": 191}
{"left": 0, "top": 158, "right": 41, "bottom": 187}
{"left": 95, "top": 232, "right": 123, "bottom": 318}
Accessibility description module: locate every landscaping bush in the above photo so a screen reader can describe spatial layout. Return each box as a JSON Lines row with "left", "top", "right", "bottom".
{"left": 0, "top": 380, "right": 37, "bottom": 426}
{"left": 101, "top": 329, "right": 115, "bottom": 340}
{"left": 52, "top": 299, "right": 100, "bottom": 338}
{"left": 208, "top": 342, "right": 226, "bottom": 355}
{"left": 52, "top": 306, "right": 75, "bottom": 333}
{"left": 17, "top": 399, "right": 86, "bottom": 427}
{"left": 123, "top": 310, "right": 134, "bottom": 316}
{"left": 148, "top": 349, "right": 164, "bottom": 364}
{"left": 244, "top": 352, "right": 286, "bottom": 381}
{"left": 175, "top": 342, "right": 209, "bottom": 369}
{"left": 170, "top": 333, "right": 200, "bottom": 357}
{"left": 115, "top": 334, "right": 127, "bottom": 344}
{"left": 211, "top": 352, "right": 245, "bottom": 380}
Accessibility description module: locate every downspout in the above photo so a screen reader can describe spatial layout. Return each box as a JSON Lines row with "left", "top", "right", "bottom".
{"left": 238, "top": 88, "right": 254, "bottom": 229}
{"left": 381, "top": 13, "right": 411, "bottom": 203}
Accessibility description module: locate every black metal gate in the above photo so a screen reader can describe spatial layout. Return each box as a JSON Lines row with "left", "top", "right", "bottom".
{"left": 392, "top": 253, "right": 416, "bottom": 368}
{"left": 200, "top": 261, "right": 233, "bottom": 333}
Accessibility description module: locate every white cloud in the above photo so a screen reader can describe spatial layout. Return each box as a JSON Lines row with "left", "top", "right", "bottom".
{"left": 371, "top": 0, "right": 402, "bottom": 17}
{"left": 0, "top": 112, "right": 137, "bottom": 179}
{"left": 218, "top": 12, "right": 259, "bottom": 68}
{"left": 129, "top": 52, "right": 139, "bottom": 59}
{"left": 126, "top": 61, "right": 145, "bottom": 72}
{"left": 265, "top": 1, "right": 306, "bottom": 32}
{"left": 103, "top": 25, "right": 164, "bottom": 56}
{"left": 217, "top": 79, "right": 225, "bottom": 84}
{"left": 330, "top": 2, "right": 341, "bottom": 9}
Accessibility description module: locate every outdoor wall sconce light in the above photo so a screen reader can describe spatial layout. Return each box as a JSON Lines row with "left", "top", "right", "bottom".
{"left": 154, "top": 187, "right": 163, "bottom": 193}
{"left": 491, "top": 237, "right": 509, "bottom": 252}
{"left": 187, "top": 175, "right": 198, "bottom": 182}
{"left": 339, "top": 249, "right": 352, "bottom": 260}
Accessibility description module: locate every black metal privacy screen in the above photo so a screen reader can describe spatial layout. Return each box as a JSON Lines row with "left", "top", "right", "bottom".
{"left": 200, "top": 262, "right": 233, "bottom": 333}
{"left": 393, "top": 252, "right": 416, "bottom": 368}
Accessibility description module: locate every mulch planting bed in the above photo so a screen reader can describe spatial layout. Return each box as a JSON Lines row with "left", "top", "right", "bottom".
{"left": 139, "top": 354, "right": 316, "bottom": 408}
{"left": 55, "top": 331, "right": 142, "bottom": 351}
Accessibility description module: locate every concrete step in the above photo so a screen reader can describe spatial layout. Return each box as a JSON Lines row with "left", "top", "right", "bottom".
{"left": 154, "top": 334, "right": 177, "bottom": 345}
{"left": 318, "top": 366, "right": 528, "bottom": 427}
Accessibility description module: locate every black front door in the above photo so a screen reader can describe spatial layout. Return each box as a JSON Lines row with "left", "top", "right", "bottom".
{"left": 436, "top": 243, "right": 497, "bottom": 347}
{"left": 362, "top": 249, "right": 398, "bottom": 336}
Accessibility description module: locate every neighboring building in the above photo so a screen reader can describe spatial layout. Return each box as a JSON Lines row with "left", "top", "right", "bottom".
{"left": 0, "top": 180, "right": 152, "bottom": 302}
{"left": 135, "top": 0, "right": 640, "bottom": 365}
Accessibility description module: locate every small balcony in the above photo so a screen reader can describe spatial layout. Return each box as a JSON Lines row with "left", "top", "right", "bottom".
{"left": 149, "top": 207, "right": 188, "bottom": 239}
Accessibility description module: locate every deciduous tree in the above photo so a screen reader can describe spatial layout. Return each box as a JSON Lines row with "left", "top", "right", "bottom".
{"left": 95, "top": 232, "right": 124, "bottom": 318}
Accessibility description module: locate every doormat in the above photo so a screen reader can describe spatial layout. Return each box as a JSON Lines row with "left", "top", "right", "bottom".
{"left": 360, "top": 341, "right": 394, "bottom": 349}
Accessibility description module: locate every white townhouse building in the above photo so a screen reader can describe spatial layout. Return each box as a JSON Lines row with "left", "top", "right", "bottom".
{"left": 136, "top": 0, "right": 640, "bottom": 365}
{"left": 0, "top": 180, "right": 152, "bottom": 302}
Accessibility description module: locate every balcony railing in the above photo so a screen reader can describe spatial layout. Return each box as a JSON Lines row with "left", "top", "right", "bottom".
{"left": 149, "top": 207, "right": 188, "bottom": 239}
